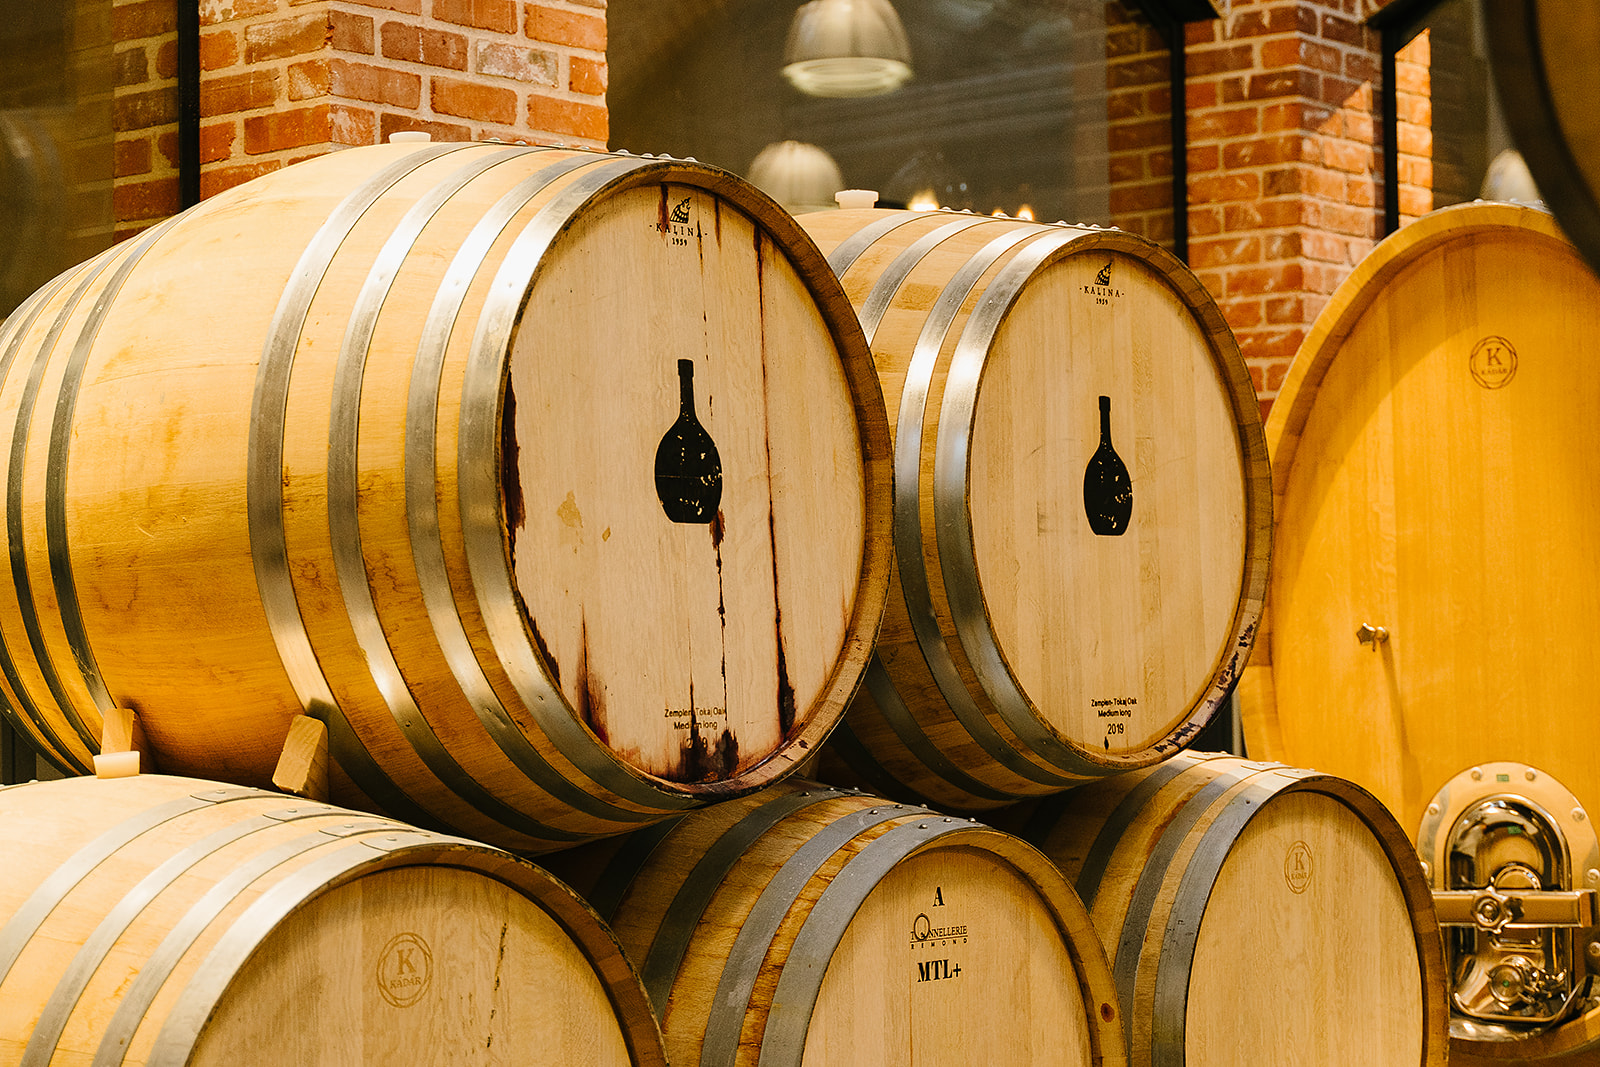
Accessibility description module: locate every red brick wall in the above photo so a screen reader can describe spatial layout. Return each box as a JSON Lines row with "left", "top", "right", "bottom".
{"left": 110, "top": 0, "right": 610, "bottom": 229}
{"left": 113, "top": 0, "right": 180, "bottom": 239}
{"left": 1106, "top": 2, "right": 1175, "bottom": 248}
{"left": 1182, "top": 1, "right": 1386, "bottom": 419}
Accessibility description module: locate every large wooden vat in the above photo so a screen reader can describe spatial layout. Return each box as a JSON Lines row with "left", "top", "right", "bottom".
{"left": 999, "top": 751, "right": 1448, "bottom": 1067}
{"left": 1485, "top": 3, "right": 1600, "bottom": 276}
{"left": 543, "top": 778, "right": 1126, "bottom": 1067}
{"left": 0, "top": 772, "right": 666, "bottom": 1066}
{"left": 794, "top": 208, "right": 1269, "bottom": 811}
{"left": 1237, "top": 201, "right": 1600, "bottom": 1062}
{"left": 0, "top": 140, "right": 891, "bottom": 849}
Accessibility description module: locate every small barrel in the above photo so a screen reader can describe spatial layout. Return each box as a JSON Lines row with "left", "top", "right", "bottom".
{"left": 1484, "top": 3, "right": 1600, "bottom": 275}
{"left": 997, "top": 752, "right": 1448, "bottom": 1067}
{"left": 0, "top": 773, "right": 666, "bottom": 1066}
{"left": 542, "top": 778, "right": 1126, "bottom": 1067}
{"left": 0, "top": 140, "right": 891, "bottom": 849}
{"left": 794, "top": 207, "right": 1270, "bottom": 810}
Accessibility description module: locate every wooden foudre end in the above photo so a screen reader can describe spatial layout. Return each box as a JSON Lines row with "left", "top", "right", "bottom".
{"left": 272, "top": 715, "right": 329, "bottom": 801}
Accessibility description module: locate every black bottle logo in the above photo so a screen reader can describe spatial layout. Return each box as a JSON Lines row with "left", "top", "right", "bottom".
{"left": 655, "top": 359, "right": 722, "bottom": 523}
{"left": 1083, "top": 395, "right": 1131, "bottom": 536}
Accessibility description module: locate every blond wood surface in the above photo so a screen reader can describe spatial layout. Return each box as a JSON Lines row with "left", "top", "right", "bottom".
{"left": 1185, "top": 792, "right": 1421, "bottom": 1066}
{"left": 802, "top": 847, "right": 1092, "bottom": 1067}
{"left": 1245, "top": 203, "right": 1600, "bottom": 845}
{"left": 797, "top": 209, "right": 1268, "bottom": 810}
{"left": 1002, "top": 752, "right": 1447, "bottom": 1067}
{"left": 191, "top": 868, "right": 633, "bottom": 1067}
{"left": 0, "top": 773, "right": 666, "bottom": 1067}
{"left": 271, "top": 714, "right": 329, "bottom": 801}
{"left": 507, "top": 185, "right": 864, "bottom": 782}
{"left": 0, "top": 141, "right": 891, "bottom": 847}
{"left": 543, "top": 779, "right": 1126, "bottom": 1067}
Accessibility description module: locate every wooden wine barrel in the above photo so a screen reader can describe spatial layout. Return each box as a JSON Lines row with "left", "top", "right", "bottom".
{"left": 542, "top": 778, "right": 1127, "bottom": 1067}
{"left": 1237, "top": 202, "right": 1600, "bottom": 832}
{"left": 0, "top": 140, "right": 891, "bottom": 849}
{"left": 1236, "top": 201, "right": 1600, "bottom": 1063}
{"left": 1484, "top": 3, "right": 1600, "bottom": 277}
{"left": 793, "top": 207, "right": 1270, "bottom": 810}
{"left": 998, "top": 752, "right": 1448, "bottom": 1067}
{"left": 0, "top": 772, "right": 666, "bottom": 1066}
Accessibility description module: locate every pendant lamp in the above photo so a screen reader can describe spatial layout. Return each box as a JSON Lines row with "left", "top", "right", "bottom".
{"left": 782, "top": 0, "right": 913, "bottom": 98}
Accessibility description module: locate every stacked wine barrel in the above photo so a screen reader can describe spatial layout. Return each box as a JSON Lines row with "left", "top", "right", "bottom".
{"left": 0, "top": 138, "right": 1454, "bottom": 1066}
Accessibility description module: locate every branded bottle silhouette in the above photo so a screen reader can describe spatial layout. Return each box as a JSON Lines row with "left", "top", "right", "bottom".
{"left": 655, "top": 359, "right": 722, "bottom": 523}
{"left": 1083, "top": 395, "right": 1132, "bottom": 535}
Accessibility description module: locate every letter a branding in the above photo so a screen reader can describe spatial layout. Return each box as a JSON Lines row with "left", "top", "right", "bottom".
{"left": 376, "top": 932, "right": 434, "bottom": 1008}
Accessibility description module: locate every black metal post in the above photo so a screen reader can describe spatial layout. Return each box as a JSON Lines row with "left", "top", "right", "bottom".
{"left": 177, "top": 0, "right": 201, "bottom": 208}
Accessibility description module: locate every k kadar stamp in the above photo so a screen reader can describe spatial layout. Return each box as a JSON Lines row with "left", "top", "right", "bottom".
{"left": 376, "top": 932, "right": 434, "bottom": 1007}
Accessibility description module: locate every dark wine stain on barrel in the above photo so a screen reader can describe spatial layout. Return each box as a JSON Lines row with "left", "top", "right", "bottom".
{"left": 658, "top": 185, "right": 670, "bottom": 233}
{"left": 528, "top": 617, "right": 559, "bottom": 688}
{"left": 710, "top": 509, "right": 725, "bottom": 550}
{"left": 499, "top": 379, "right": 525, "bottom": 534}
{"left": 768, "top": 498, "right": 796, "bottom": 736}
{"left": 574, "top": 616, "right": 608, "bottom": 744}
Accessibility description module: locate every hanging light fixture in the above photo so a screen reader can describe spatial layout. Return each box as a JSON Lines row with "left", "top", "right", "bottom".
{"left": 782, "top": 0, "right": 913, "bottom": 98}
{"left": 747, "top": 140, "right": 846, "bottom": 215}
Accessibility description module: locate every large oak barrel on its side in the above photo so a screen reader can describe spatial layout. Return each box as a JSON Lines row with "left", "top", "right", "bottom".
{"left": 0, "top": 140, "right": 891, "bottom": 850}
{"left": 542, "top": 778, "right": 1126, "bottom": 1067}
{"left": 1236, "top": 201, "right": 1600, "bottom": 1062}
{"left": 1484, "top": 3, "right": 1600, "bottom": 275}
{"left": 794, "top": 208, "right": 1270, "bottom": 811}
{"left": 0, "top": 773, "right": 666, "bottom": 1066}
{"left": 998, "top": 752, "right": 1448, "bottom": 1067}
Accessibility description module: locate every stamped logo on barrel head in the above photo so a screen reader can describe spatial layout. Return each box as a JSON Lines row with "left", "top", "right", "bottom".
{"left": 1469, "top": 335, "right": 1517, "bottom": 389}
{"left": 376, "top": 932, "right": 434, "bottom": 1007}
{"left": 1284, "top": 841, "right": 1314, "bottom": 894}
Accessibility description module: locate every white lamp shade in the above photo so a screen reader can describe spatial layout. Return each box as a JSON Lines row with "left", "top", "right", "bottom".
{"left": 783, "top": 0, "right": 913, "bottom": 98}
{"left": 748, "top": 140, "right": 846, "bottom": 214}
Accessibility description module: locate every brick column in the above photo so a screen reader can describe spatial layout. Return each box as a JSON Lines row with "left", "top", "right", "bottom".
{"left": 112, "top": 0, "right": 180, "bottom": 240}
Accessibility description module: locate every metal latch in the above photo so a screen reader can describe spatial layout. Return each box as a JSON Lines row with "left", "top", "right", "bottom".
{"left": 1417, "top": 762, "right": 1600, "bottom": 1036}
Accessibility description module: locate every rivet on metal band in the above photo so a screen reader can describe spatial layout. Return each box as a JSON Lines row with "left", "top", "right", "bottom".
{"left": 890, "top": 225, "right": 1077, "bottom": 788}
{"left": 641, "top": 788, "right": 841, "bottom": 1017}
{"left": 698, "top": 803, "right": 916, "bottom": 1067}
{"left": 0, "top": 787, "right": 260, "bottom": 987}
{"left": 22, "top": 805, "right": 333, "bottom": 1066}
{"left": 325, "top": 143, "right": 584, "bottom": 846}
{"left": 247, "top": 140, "right": 469, "bottom": 826}
{"left": 935, "top": 228, "right": 1114, "bottom": 778}
{"left": 403, "top": 151, "right": 668, "bottom": 825}
{"left": 456, "top": 157, "right": 702, "bottom": 814}
{"left": 144, "top": 838, "right": 431, "bottom": 1067}
{"left": 758, "top": 819, "right": 969, "bottom": 1067}
{"left": 45, "top": 214, "right": 186, "bottom": 725}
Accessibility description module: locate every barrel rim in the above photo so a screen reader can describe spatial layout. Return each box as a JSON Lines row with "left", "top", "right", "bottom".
{"left": 1246, "top": 202, "right": 1570, "bottom": 733}
{"left": 482, "top": 154, "right": 893, "bottom": 801}
{"left": 948, "top": 228, "right": 1270, "bottom": 775}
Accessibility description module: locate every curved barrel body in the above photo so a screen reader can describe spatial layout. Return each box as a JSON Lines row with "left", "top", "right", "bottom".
{"left": 544, "top": 778, "right": 1126, "bottom": 1067}
{"left": 0, "top": 141, "right": 891, "bottom": 849}
{"left": 0, "top": 773, "right": 666, "bottom": 1066}
{"left": 797, "top": 208, "right": 1269, "bottom": 810}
